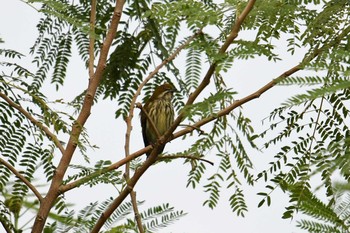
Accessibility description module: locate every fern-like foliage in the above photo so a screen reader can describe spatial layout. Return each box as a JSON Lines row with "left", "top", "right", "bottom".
{"left": 45, "top": 198, "right": 185, "bottom": 233}
{"left": 254, "top": 2, "right": 350, "bottom": 232}
{"left": 286, "top": 183, "right": 350, "bottom": 233}
{"left": 0, "top": 45, "right": 70, "bottom": 231}
{"left": 184, "top": 47, "right": 202, "bottom": 92}
{"left": 178, "top": 84, "right": 256, "bottom": 216}
{"left": 65, "top": 160, "right": 123, "bottom": 187}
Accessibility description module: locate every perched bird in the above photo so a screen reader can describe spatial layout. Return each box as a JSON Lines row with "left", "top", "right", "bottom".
{"left": 141, "top": 83, "right": 176, "bottom": 157}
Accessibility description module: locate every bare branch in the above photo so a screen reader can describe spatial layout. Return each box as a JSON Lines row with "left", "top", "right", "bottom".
{"left": 0, "top": 157, "right": 43, "bottom": 202}
{"left": 0, "top": 92, "right": 65, "bottom": 154}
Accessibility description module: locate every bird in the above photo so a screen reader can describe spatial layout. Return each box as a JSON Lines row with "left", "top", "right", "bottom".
{"left": 141, "top": 83, "right": 176, "bottom": 157}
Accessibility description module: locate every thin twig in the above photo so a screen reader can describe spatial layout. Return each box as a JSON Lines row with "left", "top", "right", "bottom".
{"left": 0, "top": 157, "right": 43, "bottom": 202}
{"left": 178, "top": 124, "right": 207, "bottom": 135}
{"left": 136, "top": 103, "right": 161, "bottom": 139}
{"left": 159, "top": 155, "right": 214, "bottom": 166}
{"left": 0, "top": 92, "right": 65, "bottom": 154}
{"left": 88, "top": 0, "right": 97, "bottom": 77}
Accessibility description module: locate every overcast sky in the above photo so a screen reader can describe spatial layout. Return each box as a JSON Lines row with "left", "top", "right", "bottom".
{"left": 0, "top": 1, "right": 312, "bottom": 232}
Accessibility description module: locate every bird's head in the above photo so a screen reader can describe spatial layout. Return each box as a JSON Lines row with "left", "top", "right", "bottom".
{"left": 150, "top": 83, "right": 176, "bottom": 101}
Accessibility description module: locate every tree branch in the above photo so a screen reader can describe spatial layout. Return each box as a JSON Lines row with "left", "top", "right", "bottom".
{"left": 159, "top": 0, "right": 257, "bottom": 159}
{"left": 0, "top": 92, "right": 65, "bottom": 154}
{"left": 91, "top": 147, "right": 161, "bottom": 233}
{"left": 130, "top": 191, "right": 144, "bottom": 233}
{"left": 32, "top": 1, "right": 126, "bottom": 232}
{"left": 0, "top": 157, "right": 43, "bottom": 202}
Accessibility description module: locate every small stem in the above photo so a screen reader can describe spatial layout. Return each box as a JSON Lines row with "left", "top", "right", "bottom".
{"left": 159, "top": 155, "right": 214, "bottom": 166}
{"left": 137, "top": 103, "right": 161, "bottom": 139}
{"left": 88, "top": 0, "right": 97, "bottom": 77}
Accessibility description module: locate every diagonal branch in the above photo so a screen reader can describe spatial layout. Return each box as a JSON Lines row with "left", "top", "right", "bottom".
{"left": 160, "top": 0, "right": 257, "bottom": 154}
{"left": 130, "top": 191, "right": 144, "bottom": 233}
{"left": 0, "top": 157, "right": 43, "bottom": 202}
{"left": 91, "top": 146, "right": 161, "bottom": 233}
{"left": 0, "top": 92, "right": 65, "bottom": 154}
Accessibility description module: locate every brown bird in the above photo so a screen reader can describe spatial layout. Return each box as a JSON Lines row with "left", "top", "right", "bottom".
{"left": 141, "top": 83, "right": 176, "bottom": 157}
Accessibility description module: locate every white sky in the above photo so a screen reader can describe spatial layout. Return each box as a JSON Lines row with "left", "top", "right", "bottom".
{"left": 0, "top": 1, "right": 314, "bottom": 232}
